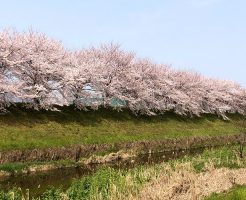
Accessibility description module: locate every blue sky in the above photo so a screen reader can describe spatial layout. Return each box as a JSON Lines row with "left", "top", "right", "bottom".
{"left": 0, "top": 0, "right": 245, "bottom": 86}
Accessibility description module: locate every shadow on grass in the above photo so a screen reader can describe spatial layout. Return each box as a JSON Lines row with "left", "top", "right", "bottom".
{"left": 0, "top": 104, "right": 242, "bottom": 127}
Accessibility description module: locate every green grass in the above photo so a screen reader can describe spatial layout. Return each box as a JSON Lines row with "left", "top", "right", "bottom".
{"left": 179, "top": 145, "right": 246, "bottom": 172}
{"left": 206, "top": 185, "right": 246, "bottom": 200}
{"left": 0, "top": 162, "right": 29, "bottom": 173}
{"left": 0, "top": 159, "right": 75, "bottom": 173}
{"left": 0, "top": 105, "right": 243, "bottom": 151}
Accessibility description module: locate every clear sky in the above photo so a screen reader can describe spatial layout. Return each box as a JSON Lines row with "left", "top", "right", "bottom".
{"left": 0, "top": 0, "right": 245, "bottom": 86}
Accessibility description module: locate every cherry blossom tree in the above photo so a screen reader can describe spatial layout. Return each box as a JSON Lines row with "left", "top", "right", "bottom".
{"left": 0, "top": 29, "right": 21, "bottom": 112}
{"left": 63, "top": 49, "right": 104, "bottom": 109}
{"left": 88, "top": 44, "right": 136, "bottom": 107}
{"left": 0, "top": 29, "right": 245, "bottom": 118}
{"left": 0, "top": 30, "right": 70, "bottom": 109}
{"left": 64, "top": 44, "right": 136, "bottom": 110}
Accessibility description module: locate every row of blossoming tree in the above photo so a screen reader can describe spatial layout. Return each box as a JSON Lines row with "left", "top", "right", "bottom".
{"left": 0, "top": 30, "right": 245, "bottom": 119}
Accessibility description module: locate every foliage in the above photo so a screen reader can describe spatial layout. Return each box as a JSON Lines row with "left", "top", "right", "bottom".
{"left": 0, "top": 188, "right": 22, "bottom": 200}
{"left": 40, "top": 187, "right": 63, "bottom": 200}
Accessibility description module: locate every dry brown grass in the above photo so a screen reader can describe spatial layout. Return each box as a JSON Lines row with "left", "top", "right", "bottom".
{"left": 137, "top": 163, "right": 246, "bottom": 200}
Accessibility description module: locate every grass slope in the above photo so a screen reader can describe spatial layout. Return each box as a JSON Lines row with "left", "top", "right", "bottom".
{"left": 0, "top": 105, "right": 243, "bottom": 151}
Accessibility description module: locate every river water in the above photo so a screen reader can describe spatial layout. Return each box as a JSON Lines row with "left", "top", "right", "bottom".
{"left": 0, "top": 148, "right": 205, "bottom": 197}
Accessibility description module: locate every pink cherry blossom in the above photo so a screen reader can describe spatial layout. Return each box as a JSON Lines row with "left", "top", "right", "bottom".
{"left": 0, "top": 29, "right": 245, "bottom": 118}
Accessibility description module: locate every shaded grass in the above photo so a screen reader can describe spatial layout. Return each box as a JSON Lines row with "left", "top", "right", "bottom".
{"left": 206, "top": 185, "right": 246, "bottom": 200}
{"left": 0, "top": 105, "right": 243, "bottom": 151}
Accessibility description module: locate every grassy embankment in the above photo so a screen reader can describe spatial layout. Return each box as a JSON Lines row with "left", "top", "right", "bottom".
{"left": 0, "top": 105, "right": 243, "bottom": 151}
{"left": 0, "top": 146, "right": 245, "bottom": 199}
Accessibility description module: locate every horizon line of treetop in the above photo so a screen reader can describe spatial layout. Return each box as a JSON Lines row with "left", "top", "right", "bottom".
{"left": 0, "top": 29, "right": 245, "bottom": 119}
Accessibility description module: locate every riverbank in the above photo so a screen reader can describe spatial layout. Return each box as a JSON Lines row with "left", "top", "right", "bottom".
{"left": 0, "top": 145, "right": 245, "bottom": 199}
{"left": 0, "top": 106, "right": 243, "bottom": 151}
{"left": 0, "top": 133, "right": 243, "bottom": 164}
{"left": 0, "top": 107, "right": 245, "bottom": 199}
{"left": 0, "top": 146, "right": 203, "bottom": 179}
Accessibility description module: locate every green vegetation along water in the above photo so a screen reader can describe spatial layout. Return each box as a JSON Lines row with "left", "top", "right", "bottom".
{"left": 0, "top": 147, "right": 205, "bottom": 197}
{"left": 0, "top": 145, "right": 245, "bottom": 199}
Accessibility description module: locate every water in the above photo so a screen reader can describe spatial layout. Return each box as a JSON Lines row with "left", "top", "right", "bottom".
{"left": 0, "top": 148, "right": 205, "bottom": 197}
